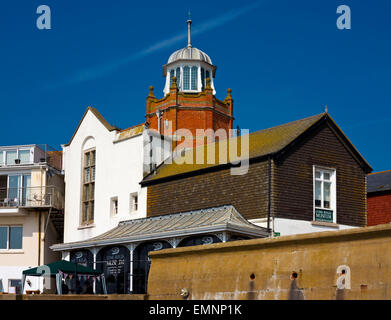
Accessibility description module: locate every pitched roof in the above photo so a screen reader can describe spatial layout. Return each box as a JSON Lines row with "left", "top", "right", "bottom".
{"left": 50, "top": 205, "right": 268, "bottom": 251}
{"left": 64, "top": 107, "right": 119, "bottom": 146}
{"left": 367, "top": 170, "right": 391, "bottom": 193}
{"left": 142, "top": 113, "right": 372, "bottom": 185}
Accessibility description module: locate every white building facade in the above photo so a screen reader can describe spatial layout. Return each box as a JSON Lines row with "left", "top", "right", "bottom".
{"left": 61, "top": 107, "right": 170, "bottom": 246}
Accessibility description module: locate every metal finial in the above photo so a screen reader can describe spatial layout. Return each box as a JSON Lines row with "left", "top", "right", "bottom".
{"left": 187, "top": 12, "right": 192, "bottom": 47}
{"left": 325, "top": 105, "right": 328, "bottom": 113}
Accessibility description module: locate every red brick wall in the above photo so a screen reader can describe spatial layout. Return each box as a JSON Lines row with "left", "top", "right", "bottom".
{"left": 146, "top": 89, "right": 232, "bottom": 149}
{"left": 367, "top": 192, "right": 391, "bottom": 226}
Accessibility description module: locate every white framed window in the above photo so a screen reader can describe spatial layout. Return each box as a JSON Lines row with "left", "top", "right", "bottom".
{"left": 176, "top": 67, "right": 181, "bottom": 89}
{"left": 0, "top": 148, "right": 33, "bottom": 166}
{"left": 191, "top": 66, "right": 198, "bottom": 90}
{"left": 82, "top": 149, "right": 95, "bottom": 224}
{"left": 0, "top": 226, "right": 23, "bottom": 250}
{"left": 169, "top": 69, "right": 175, "bottom": 86}
{"left": 313, "top": 166, "right": 337, "bottom": 223}
{"left": 130, "top": 193, "right": 138, "bottom": 213}
{"left": 111, "top": 197, "right": 118, "bottom": 215}
{"left": 183, "top": 66, "right": 190, "bottom": 90}
{"left": 182, "top": 65, "right": 198, "bottom": 91}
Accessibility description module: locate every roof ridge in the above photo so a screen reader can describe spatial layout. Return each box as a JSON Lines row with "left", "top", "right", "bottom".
{"left": 248, "top": 112, "right": 326, "bottom": 137}
{"left": 119, "top": 205, "right": 234, "bottom": 225}
{"left": 368, "top": 169, "right": 391, "bottom": 175}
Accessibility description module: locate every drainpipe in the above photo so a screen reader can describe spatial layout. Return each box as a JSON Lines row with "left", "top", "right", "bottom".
{"left": 267, "top": 155, "right": 272, "bottom": 236}
{"left": 38, "top": 211, "right": 42, "bottom": 266}
{"left": 149, "top": 135, "right": 153, "bottom": 174}
{"left": 156, "top": 109, "right": 161, "bottom": 135}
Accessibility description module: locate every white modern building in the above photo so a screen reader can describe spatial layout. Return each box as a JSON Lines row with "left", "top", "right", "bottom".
{"left": 0, "top": 144, "right": 64, "bottom": 294}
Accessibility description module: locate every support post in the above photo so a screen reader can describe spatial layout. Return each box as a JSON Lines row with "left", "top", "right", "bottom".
{"left": 126, "top": 244, "right": 136, "bottom": 294}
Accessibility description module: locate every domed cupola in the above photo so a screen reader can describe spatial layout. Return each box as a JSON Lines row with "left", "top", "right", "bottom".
{"left": 163, "top": 19, "right": 217, "bottom": 95}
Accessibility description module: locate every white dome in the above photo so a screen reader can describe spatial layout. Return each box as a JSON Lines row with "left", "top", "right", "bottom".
{"left": 167, "top": 46, "right": 213, "bottom": 65}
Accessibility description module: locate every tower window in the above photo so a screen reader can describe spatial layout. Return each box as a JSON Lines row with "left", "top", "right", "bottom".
{"left": 201, "top": 68, "right": 205, "bottom": 91}
{"left": 169, "top": 69, "right": 175, "bottom": 86}
{"left": 205, "top": 70, "right": 210, "bottom": 82}
{"left": 176, "top": 67, "right": 181, "bottom": 89}
{"left": 191, "top": 66, "right": 198, "bottom": 90}
{"left": 183, "top": 66, "right": 190, "bottom": 90}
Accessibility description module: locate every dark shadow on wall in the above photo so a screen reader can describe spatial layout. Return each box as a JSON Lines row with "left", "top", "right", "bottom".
{"left": 288, "top": 272, "right": 304, "bottom": 300}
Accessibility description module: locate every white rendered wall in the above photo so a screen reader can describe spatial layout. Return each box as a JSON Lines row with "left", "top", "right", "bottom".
{"left": 62, "top": 110, "right": 148, "bottom": 244}
{"left": 0, "top": 266, "right": 41, "bottom": 293}
{"left": 250, "top": 217, "right": 357, "bottom": 237}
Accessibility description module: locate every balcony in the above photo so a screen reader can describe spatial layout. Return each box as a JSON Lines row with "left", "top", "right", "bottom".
{"left": 0, "top": 186, "right": 64, "bottom": 210}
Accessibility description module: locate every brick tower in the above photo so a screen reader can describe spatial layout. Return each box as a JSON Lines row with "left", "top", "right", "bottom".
{"left": 145, "top": 19, "right": 234, "bottom": 149}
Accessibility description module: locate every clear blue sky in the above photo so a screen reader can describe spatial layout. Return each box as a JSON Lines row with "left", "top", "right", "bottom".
{"left": 1, "top": 0, "right": 390, "bottom": 171}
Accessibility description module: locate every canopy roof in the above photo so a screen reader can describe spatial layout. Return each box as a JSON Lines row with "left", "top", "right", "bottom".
{"left": 22, "top": 260, "right": 102, "bottom": 276}
{"left": 51, "top": 205, "right": 268, "bottom": 251}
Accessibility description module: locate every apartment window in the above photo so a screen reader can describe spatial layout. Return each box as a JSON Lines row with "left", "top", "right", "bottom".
{"left": 0, "top": 174, "right": 31, "bottom": 206}
{"left": 0, "top": 149, "right": 32, "bottom": 165}
{"left": 18, "top": 150, "right": 31, "bottom": 164}
{"left": 314, "top": 167, "right": 336, "bottom": 223}
{"left": 0, "top": 148, "right": 32, "bottom": 166}
{"left": 0, "top": 226, "right": 23, "bottom": 250}
{"left": 82, "top": 149, "right": 95, "bottom": 224}
{"left": 111, "top": 197, "right": 118, "bottom": 215}
{"left": 130, "top": 193, "right": 138, "bottom": 213}
{"left": 6, "top": 150, "right": 17, "bottom": 165}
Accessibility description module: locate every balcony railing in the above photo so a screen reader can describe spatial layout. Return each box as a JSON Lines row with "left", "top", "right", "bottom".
{"left": 0, "top": 186, "right": 64, "bottom": 210}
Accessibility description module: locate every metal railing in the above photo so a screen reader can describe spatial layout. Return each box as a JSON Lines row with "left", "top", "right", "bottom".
{"left": 0, "top": 186, "right": 64, "bottom": 209}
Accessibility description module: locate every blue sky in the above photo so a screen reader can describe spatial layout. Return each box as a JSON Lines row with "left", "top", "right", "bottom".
{"left": 1, "top": 0, "right": 390, "bottom": 171}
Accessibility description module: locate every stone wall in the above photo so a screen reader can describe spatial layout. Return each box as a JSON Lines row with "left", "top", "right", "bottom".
{"left": 147, "top": 224, "right": 391, "bottom": 300}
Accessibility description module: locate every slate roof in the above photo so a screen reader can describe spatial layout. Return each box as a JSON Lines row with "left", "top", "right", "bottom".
{"left": 142, "top": 113, "right": 372, "bottom": 184}
{"left": 50, "top": 205, "right": 268, "bottom": 251}
{"left": 367, "top": 170, "right": 391, "bottom": 193}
